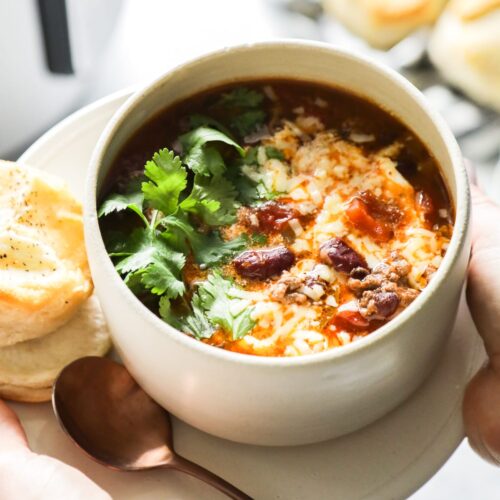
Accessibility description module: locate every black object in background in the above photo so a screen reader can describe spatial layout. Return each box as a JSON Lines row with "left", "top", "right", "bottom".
{"left": 37, "top": 0, "right": 74, "bottom": 74}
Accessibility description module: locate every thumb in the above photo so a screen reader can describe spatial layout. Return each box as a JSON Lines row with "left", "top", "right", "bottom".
{"left": 464, "top": 184, "right": 500, "bottom": 465}
{"left": 466, "top": 184, "right": 500, "bottom": 356}
{"left": 0, "top": 399, "right": 29, "bottom": 453}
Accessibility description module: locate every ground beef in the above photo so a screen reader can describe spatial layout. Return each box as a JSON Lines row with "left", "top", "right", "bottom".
{"left": 271, "top": 272, "right": 327, "bottom": 304}
{"left": 348, "top": 252, "right": 419, "bottom": 320}
{"left": 271, "top": 274, "right": 308, "bottom": 304}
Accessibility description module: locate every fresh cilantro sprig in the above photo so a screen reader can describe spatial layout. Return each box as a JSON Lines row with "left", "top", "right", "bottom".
{"left": 163, "top": 272, "right": 255, "bottom": 340}
{"left": 98, "top": 83, "right": 286, "bottom": 344}
{"left": 141, "top": 149, "right": 187, "bottom": 215}
{"left": 196, "top": 272, "right": 256, "bottom": 340}
{"left": 97, "top": 178, "right": 145, "bottom": 223}
{"left": 114, "top": 228, "right": 185, "bottom": 297}
{"left": 179, "top": 174, "right": 238, "bottom": 226}
{"left": 160, "top": 213, "right": 247, "bottom": 266}
{"left": 180, "top": 126, "right": 244, "bottom": 176}
{"left": 159, "top": 294, "right": 214, "bottom": 339}
{"left": 99, "top": 125, "right": 257, "bottom": 341}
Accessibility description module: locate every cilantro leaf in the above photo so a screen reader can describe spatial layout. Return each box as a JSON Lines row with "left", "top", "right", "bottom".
{"left": 184, "top": 144, "right": 226, "bottom": 177}
{"left": 229, "top": 169, "right": 279, "bottom": 206}
{"left": 183, "top": 294, "right": 216, "bottom": 339}
{"left": 214, "top": 88, "right": 267, "bottom": 137}
{"left": 180, "top": 127, "right": 244, "bottom": 153}
{"left": 140, "top": 259, "right": 185, "bottom": 296}
{"left": 227, "top": 170, "right": 259, "bottom": 205}
{"left": 161, "top": 272, "right": 256, "bottom": 341}
{"left": 158, "top": 296, "right": 182, "bottom": 329}
{"left": 180, "top": 174, "right": 238, "bottom": 226}
{"left": 98, "top": 178, "right": 145, "bottom": 222}
{"left": 189, "top": 114, "right": 233, "bottom": 137}
{"left": 194, "top": 232, "right": 248, "bottom": 267}
{"left": 243, "top": 146, "right": 259, "bottom": 165}
{"left": 112, "top": 227, "right": 185, "bottom": 298}
{"left": 251, "top": 233, "right": 268, "bottom": 246}
{"left": 255, "top": 183, "right": 280, "bottom": 201}
{"left": 160, "top": 214, "right": 247, "bottom": 266}
{"left": 217, "top": 88, "right": 264, "bottom": 108}
{"left": 123, "top": 269, "right": 147, "bottom": 295}
{"left": 142, "top": 149, "right": 187, "bottom": 215}
{"left": 160, "top": 212, "right": 197, "bottom": 254}
{"left": 265, "top": 146, "right": 285, "bottom": 160}
{"left": 231, "top": 110, "right": 266, "bottom": 137}
{"left": 159, "top": 295, "right": 214, "bottom": 340}
{"left": 180, "top": 127, "right": 244, "bottom": 176}
{"left": 195, "top": 272, "right": 256, "bottom": 340}
{"left": 98, "top": 190, "right": 143, "bottom": 218}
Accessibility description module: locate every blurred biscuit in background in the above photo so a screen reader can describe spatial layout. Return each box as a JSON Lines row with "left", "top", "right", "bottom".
{"left": 429, "top": 0, "right": 500, "bottom": 112}
{"left": 323, "top": 0, "right": 449, "bottom": 49}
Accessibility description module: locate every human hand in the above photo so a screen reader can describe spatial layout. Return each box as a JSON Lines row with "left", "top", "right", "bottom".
{"left": 463, "top": 181, "right": 500, "bottom": 465}
{"left": 0, "top": 399, "right": 110, "bottom": 500}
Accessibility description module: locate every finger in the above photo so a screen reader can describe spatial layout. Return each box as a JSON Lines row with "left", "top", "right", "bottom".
{"left": 469, "top": 184, "right": 500, "bottom": 250}
{"left": 0, "top": 399, "right": 29, "bottom": 452}
{"left": 464, "top": 182, "right": 500, "bottom": 463}
{"left": 466, "top": 185, "right": 500, "bottom": 356}
{"left": 464, "top": 363, "right": 500, "bottom": 465}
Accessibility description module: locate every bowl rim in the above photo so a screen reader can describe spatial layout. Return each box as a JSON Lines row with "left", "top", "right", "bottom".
{"left": 85, "top": 39, "right": 470, "bottom": 368}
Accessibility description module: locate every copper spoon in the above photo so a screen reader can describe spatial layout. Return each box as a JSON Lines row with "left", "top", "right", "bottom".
{"left": 52, "top": 356, "right": 252, "bottom": 500}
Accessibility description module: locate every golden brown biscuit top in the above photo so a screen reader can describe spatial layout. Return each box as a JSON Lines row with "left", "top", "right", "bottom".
{"left": 451, "top": 0, "right": 500, "bottom": 21}
{"left": 0, "top": 161, "right": 92, "bottom": 307}
{"left": 361, "top": 0, "right": 444, "bottom": 22}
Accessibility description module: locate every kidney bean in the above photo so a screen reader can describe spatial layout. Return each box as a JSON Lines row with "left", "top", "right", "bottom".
{"left": 319, "top": 238, "right": 368, "bottom": 274}
{"left": 373, "top": 291, "right": 400, "bottom": 319}
{"left": 255, "top": 201, "right": 298, "bottom": 232}
{"left": 233, "top": 246, "right": 295, "bottom": 280}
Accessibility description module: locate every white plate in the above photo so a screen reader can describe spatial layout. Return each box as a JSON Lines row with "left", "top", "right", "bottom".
{"left": 12, "top": 90, "right": 485, "bottom": 500}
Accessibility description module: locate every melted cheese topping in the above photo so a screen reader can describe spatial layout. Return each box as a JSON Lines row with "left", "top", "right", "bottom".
{"left": 201, "top": 117, "right": 452, "bottom": 357}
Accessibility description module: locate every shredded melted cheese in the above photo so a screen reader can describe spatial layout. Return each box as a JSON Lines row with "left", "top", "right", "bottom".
{"left": 203, "top": 116, "right": 452, "bottom": 357}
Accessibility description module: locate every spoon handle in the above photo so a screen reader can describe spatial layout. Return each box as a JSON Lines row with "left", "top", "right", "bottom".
{"left": 168, "top": 455, "right": 253, "bottom": 500}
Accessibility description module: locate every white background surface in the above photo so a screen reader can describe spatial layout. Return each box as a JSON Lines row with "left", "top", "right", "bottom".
{"left": 12, "top": 0, "right": 500, "bottom": 497}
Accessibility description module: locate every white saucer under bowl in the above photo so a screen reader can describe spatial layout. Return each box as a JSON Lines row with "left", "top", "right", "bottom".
{"left": 12, "top": 90, "right": 485, "bottom": 499}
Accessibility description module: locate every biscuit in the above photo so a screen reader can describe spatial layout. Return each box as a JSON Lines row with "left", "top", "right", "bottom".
{"left": 0, "top": 161, "right": 93, "bottom": 346}
{"left": 0, "top": 384, "right": 52, "bottom": 403}
{"left": 429, "top": 0, "right": 500, "bottom": 111}
{"left": 323, "top": 0, "right": 449, "bottom": 48}
{"left": 451, "top": 0, "right": 500, "bottom": 21}
{"left": 0, "top": 295, "right": 111, "bottom": 392}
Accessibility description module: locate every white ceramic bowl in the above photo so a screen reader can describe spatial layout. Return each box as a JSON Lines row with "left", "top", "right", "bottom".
{"left": 85, "top": 41, "right": 470, "bottom": 446}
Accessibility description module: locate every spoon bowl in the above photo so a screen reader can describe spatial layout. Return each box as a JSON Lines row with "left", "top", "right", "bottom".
{"left": 53, "top": 356, "right": 251, "bottom": 499}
